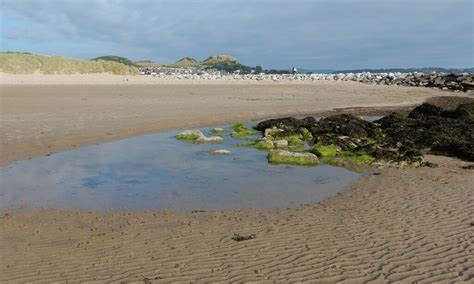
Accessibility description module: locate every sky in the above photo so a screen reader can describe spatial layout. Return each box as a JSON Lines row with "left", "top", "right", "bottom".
{"left": 0, "top": 0, "right": 472, "bottom": 69}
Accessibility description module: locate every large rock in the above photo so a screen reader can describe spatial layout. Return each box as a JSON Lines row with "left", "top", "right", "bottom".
{"left": 268, "top": 150, "right": 319, "bottom": 166}
{"left": 375, "top": 103, "right": 474, "bottom": 162}
{"left": 408, "top": 103, "right": 443, "bottom": 119}
{"left": 311, "top": 114, "right": 380, "bottom": 139}
{"left": 176, "top": 129, "right": 223, "bottom": 143}
{"left": 175, "top": 129, "right": 205, "bottom": 140}
{"left": 255, "top": 117, "right": 316, "bottom": 133}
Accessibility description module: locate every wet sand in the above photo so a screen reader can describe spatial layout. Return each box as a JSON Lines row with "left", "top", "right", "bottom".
{"left": 1, "top": 155, "right": 473, "bottom": 282}
{"left": 0, "top": 81, "right": 466, "bottom": 166}
{"left": 1, "top": 78, "right": 473, "bottom": 282}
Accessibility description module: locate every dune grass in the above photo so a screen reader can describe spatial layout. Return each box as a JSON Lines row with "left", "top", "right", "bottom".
{"left": 0, "top": 52, "right": 139, "bottom": 75}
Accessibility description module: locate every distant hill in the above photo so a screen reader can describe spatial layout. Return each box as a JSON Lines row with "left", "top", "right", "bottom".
{"left": 166, "top": 57, "right": 201, "bottom": 68}
{"left": 201, "top": 55, "right": 237, "bottom": 65}
{"left": 91, "top": 55, "right": 138, "bottom": 67}
{"left": 0, "top": 52, "right": 139, "bottom": 75}
{"left": 135, "top": 60, "right": 162, "bottom": 67}
{"left": 163, "top": 54, "right": 254, "bottom": 73}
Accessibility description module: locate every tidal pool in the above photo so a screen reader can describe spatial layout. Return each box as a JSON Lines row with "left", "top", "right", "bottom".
{"left": 0, "top": 124, "right": 360, "bottom": 212}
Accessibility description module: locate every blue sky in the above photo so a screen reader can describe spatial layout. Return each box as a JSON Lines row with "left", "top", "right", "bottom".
{"left": 1, "top": 0, "right": 472, "bottom": 69}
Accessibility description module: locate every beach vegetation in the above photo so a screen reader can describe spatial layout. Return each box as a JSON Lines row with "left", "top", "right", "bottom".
{"left": 0, "top": 52, "right": 139, "bottom": 75}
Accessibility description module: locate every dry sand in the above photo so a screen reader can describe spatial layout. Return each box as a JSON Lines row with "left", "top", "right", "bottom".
{"left": 1, "top": 75, "right": 473, "bottom": 282}
{"left": 0, "top": 78, "right": 466, "bottom": 166}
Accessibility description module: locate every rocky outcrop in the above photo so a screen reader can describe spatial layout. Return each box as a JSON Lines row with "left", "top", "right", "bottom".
{"left": 255, "top": 102, "right": 474, "bottom": 167}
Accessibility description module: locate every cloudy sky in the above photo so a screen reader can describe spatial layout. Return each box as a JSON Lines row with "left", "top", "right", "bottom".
{"left": 1, "top": 0, "right": 472, "bottom": 69}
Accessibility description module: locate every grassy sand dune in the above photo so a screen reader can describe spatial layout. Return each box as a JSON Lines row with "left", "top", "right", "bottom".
{"left": 0, "top": 52, "right": 138, "bottom": 75}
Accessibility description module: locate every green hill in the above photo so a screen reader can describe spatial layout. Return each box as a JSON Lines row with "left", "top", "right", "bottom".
{"left": 135, "top": 60, "right": 162, "bottom": 67}
{"left": 91, "top": 55, "right": 137, "bottom": 67}
{"left": 164, "top": 54, "right": 253, "bottom": 73}
{"left": 201, "top": 55, "right": 237, "bottom": 65}
{"left": 166, "top": 57, "right": 201, "bottom": 68}
{"left": 200, "top": 54, "right": 252, "bottom": 73}
{"left": 0, "top": 52, "right": 139, "bottom": 75}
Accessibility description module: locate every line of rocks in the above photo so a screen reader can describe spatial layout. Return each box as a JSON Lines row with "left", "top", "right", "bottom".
{"left": 139, "top": 67, "right": 473, "bottom": 92}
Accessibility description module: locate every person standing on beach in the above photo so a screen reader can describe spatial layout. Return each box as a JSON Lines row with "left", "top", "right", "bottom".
{"left": 292, "top": 66, "right": 297, "bottom": 75}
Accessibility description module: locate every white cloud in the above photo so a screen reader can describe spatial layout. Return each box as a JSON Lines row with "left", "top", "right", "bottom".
{"left": 1, "top": 0, "right": 472, "bottom": 68}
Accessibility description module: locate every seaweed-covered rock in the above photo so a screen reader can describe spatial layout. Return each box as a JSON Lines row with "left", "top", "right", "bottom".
{"left": 255, "top": 117, "right": 316, "bottom": 140}
{"left": 255, "top": 117, "right": 316, "bottom": 132}
{"left": 408, "top": 103, "right": 443, "bottom": 119}
{"left": 231, "top": 123, "right": 258, "bottom": 137}
{"left": 176, "top": 129, "right": 205, "bottom": 141}
{"left": 268, "top": 150, "right": 319, "bottom": 166}
{"left": 375, "top": 103, "right": 474, "bottom": 162}
{"left": 176, "top": 129, "right": 223, "bottom": 143}
{"left": 311, "top": 114, "right": 381, "bottom": 139}
{"left": 255, "top": 102, "right": 474, "bottom": 166}
{"left": 454, "top": 103, "right": 474, "bottom": 119}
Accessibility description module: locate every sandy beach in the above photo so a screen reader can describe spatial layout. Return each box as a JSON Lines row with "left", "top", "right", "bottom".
{"left": 0, "top": 76, "right": 465, "bottom": 166}
{"left": 1, "top": 76, "right": 473, "bottom": 282}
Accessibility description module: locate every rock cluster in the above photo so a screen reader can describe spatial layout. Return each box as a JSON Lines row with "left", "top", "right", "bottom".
{"left": 254, "top": 102, "right": 474, "bottom": 167}
{"left": 140, "top": 66, "right": 474, "bottom": 92}
{"left": 175, "top": 129, "right": 223, "bottom": 143}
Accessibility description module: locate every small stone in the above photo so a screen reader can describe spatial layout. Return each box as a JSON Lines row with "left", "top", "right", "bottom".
{"left": 196, "top": 135, "right": 224, "bottom": 143}
{"left": 209, "top": 149, "right": 231, "bottom": 155}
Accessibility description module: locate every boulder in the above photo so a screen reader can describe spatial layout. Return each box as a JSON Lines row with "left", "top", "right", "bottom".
{"left": 255, "top": 117, "right": 316, "bottom": 133}
{"left": 176, "top": 129, "right": 223, "bottom": 143}
{"left": 408, "top": 103, "right": 443, "bottom": 119}
{"left": 268, "top": 150, "right": 319, "bottom": 166}
{"left": 175, "top": 129, "right": 205, "bottom": 141}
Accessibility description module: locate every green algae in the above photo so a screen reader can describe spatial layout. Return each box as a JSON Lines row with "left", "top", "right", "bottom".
{"left": 175, "top": 133, "right": 200, "bottom": 141}
{"left": 268, "top": 151, "right": 319, "bottom": 166}
{"left": 287, "top": 136, "right": 303, "bottom": 146}
{"left": 254, "top": 140, "right": 274, "bottom": 150}
{"left": 320, "top": 151, "right": 376, "bottom": 166}
{"left": 300, "top": 128, "right": 313, "bottom": 141}
{"left": 311, "top": 143, "right": 375, "bottom": 166}
{"left": 311, "top": 145, "right": 339, "bottom": 158}
{"left": 231, "top": 123, "right": 258, "bottom": 138}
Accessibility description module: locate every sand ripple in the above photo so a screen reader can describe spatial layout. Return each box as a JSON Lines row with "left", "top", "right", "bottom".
{"left": 0, "top": 155, "right": 473, "bottom": 282}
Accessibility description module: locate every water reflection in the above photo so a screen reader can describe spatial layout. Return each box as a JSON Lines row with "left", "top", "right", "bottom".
{"left": 0, "top": 124, "right": 360, "bottom": 212}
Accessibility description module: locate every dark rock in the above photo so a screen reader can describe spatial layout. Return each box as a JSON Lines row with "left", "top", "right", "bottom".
{"left": 454, "top": 102, "right": 474, "bottom": 119}
{"left": 255, "top": 117, "right": 315, "bottom": 132}
{"left": 408, "top": 103, "right": 443, "bottom": 119}
{"left": 311, "top": 114, "right": 380, "bottom": 139}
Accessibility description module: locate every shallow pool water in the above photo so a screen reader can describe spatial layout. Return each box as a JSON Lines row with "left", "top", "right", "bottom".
{"left": 0, "top": 124, "right": 360, "bottom": 212}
